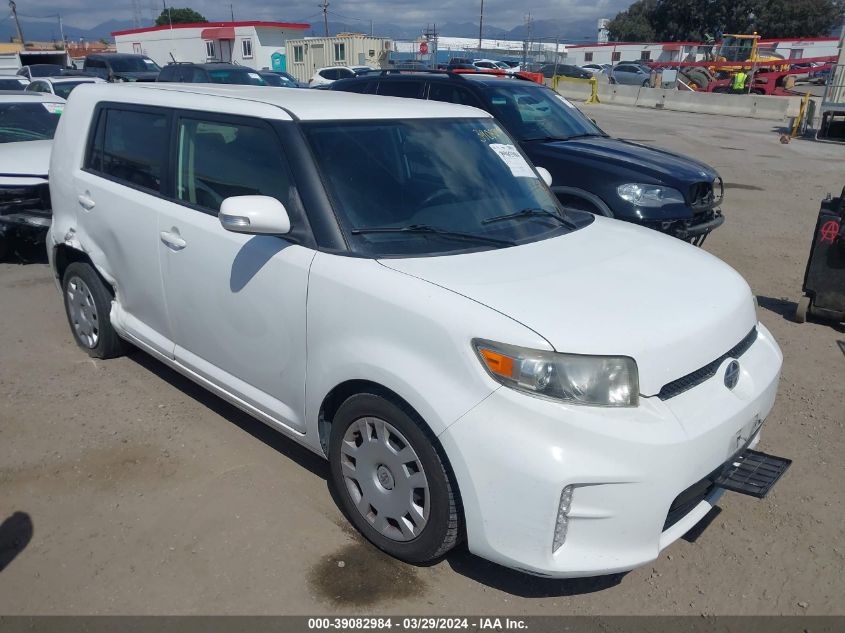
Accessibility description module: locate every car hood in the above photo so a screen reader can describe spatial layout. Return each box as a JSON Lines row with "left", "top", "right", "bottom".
{"left": 0, "top": 140, "right": 51, "bottom": 178}
{"left": 113, "top": 71, "right": 160, "bottom": 82}
{"left": 528, "top": 135, "right": 718, "bottom": 184}
{"left": 378, "top": 217, "right": 756, "bottom": 396}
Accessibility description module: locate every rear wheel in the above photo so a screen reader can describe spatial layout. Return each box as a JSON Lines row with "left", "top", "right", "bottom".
{"left": 328, "top": 393, "right": 460, "bottom": 564}
{"left": 62, "top": 262, "right": 130, "bottom": 359}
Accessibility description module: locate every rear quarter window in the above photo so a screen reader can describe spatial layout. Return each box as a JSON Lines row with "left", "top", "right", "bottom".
{"left": 377, "top": 81, "right": 424, "bottom": 98}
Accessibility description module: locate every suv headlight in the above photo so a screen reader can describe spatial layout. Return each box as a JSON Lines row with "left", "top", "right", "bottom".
{"left": 473, "top": 339, "right": 639, "bottom": 407}
{"left": 617, "top": 183, "right": 685, "bottom": 207}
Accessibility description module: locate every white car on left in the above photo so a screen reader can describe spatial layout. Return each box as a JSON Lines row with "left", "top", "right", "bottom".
{"left": 25, "top": 76, "right": 105, "bottom": 100}
{"left": 0, "top": 76, "right": 30, "bottom": 91}
{"left": 0, "top": 91, "right": 65, "bottom": 260}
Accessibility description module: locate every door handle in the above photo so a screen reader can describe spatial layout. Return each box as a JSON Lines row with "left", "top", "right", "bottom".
{"left": 160, "top": 231, "right": 187, "bottom": 251}
{"left": 77, "top": 194, "right": 96, "bottom": 210}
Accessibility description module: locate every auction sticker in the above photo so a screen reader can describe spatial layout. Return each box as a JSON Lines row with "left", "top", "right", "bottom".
{"left": 43, "top": 103, "right": 64, "bottom": 115}
{"left": 489, "top": 143, "right": 536, "bottom": 178}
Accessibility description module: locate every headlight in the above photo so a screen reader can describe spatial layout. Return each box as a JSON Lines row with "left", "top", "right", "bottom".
{"left": 473, "top": 339, "right": 639, "bottom": 407}
{"left": 617, "top": 183, "right": 685, "bottom": 207}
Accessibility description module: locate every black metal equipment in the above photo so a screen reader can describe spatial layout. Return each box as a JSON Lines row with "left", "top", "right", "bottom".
{"left": 795, "top": 186, "right": 845, "bottom": 323}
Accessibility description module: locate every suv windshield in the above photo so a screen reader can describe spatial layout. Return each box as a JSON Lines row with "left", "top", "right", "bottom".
{"left": 303, "top": 117, "right": 588, "bottom": 257}
{"left": 483, "top": 83, "right": 606, "bottom": 142}
{"left": 51, "top": 80, "right": 92, "bottom": 99}
{"left": 108, "top": 57, "right": 161, "bottom": 72}
{"left": 0, "top": 102, "right": 62, "bottom": 143}
{"left": 28, "top": 65, "right": 63, "bottom": 77}
{"left": 207, "top": 69, "right": 267, "bottom": 85}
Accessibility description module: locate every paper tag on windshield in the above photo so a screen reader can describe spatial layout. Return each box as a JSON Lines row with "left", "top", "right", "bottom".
{"left": 42, "top": 103, "right": 63, "bottom": 115}
{"left": 489, "top": 143, "right": 536, "bottom": 178}
{"left": 555, "top": 94, "right": 575, "bottom": 108}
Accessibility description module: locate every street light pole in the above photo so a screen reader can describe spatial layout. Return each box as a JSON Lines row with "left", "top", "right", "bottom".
{"left": 9, "top": 1, "right": 25, "bottom": 45}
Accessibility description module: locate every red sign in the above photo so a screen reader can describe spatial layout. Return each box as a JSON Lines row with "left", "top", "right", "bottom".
{"left": 419, "top": 41, "right": 429, "bottom": 55}
{"left": 820, "top": 219, "right": 840, "bottom": 244}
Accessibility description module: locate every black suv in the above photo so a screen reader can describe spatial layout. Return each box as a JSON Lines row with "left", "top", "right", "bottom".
{"left": 83, "top": 53, "right": 161, "bottom": 82}
{"left": 330, "top": 71, "right": 724, "bottom": 243}
{"left": 157, "top": 62, "right": 269, "bottom": 85}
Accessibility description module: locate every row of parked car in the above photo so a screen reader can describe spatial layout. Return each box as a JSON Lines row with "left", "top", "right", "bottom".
{"left": 1, "top": 67, "right": 787, "bottom": 580}
{"left": 1, "top": 61, "right": 726, "bottom": 260}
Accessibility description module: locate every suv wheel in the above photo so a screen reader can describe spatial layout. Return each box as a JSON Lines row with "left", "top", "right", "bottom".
{"left": 329, "top": 393, "right": 460, "bottom": 563}
{"left": 62, "top": 262, "right": 129, "bottom": 359}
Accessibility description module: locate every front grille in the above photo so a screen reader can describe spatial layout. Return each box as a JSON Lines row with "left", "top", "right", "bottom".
{"left": 0, "top": 183, "right": 51, "bottom": 216}
{"left": 658, "top": 327, "right": 758, "bottom": 400}
{"left": 689, "top": 180, "right": 717, "bottom": 209}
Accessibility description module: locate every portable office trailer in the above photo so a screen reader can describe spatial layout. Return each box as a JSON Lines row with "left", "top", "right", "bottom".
{"left": 112, "top": 21, "right": 310, "bottom": 72}
{"left": 286, "top": 35, "right": 392, "bottom": 82}
{"left": 818, "top": 30, "right": 845, "bottom": 141}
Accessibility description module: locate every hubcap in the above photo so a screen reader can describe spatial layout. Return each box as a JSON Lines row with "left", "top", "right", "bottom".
{"left": 340, "top": 417, "right": 430, "bottom": 542}
{"left": 66, "top": 276, "right": 99, "bottom": 349}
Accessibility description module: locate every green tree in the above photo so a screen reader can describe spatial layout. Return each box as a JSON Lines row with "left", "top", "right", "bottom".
{"left": 154, "top": 7, "right": 208, "bottom": 26}
{"left": 607, "top": 0, "right": 844, "bottom": 42}
{"left": 607, "top": 0, "right": 657, "bottom": 42}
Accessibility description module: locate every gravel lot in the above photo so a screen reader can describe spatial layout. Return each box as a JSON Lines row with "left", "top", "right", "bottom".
{"left": 1, "top": 103, "right": 844, "bottom": 615}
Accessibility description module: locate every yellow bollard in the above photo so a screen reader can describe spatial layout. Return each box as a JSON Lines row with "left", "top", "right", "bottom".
{"left": 586, "top": 76, "right": 600, "bottom": 104}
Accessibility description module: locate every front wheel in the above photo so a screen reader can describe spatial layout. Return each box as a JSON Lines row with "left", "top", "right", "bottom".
{"left": 328, "top": 393, "right": 460, "bottom": 564}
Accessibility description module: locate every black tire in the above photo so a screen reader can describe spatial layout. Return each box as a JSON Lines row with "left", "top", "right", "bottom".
{"left": 62, "top": 262, "right": 130, "bottom": 359}
{"left": 328, "top": 392, "right": 460, "bottom": 564}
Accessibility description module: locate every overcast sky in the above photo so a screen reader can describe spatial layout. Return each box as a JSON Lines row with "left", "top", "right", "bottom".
{"left": 10, "top": 0, "right": 629, "bottom": 31}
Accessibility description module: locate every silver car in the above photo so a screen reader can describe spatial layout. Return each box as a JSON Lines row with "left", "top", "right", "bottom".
{"left": 609, "top": 63, "right": 652, "bottom": 86}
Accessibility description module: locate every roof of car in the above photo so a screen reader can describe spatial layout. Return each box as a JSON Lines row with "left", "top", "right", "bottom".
{"left": 87, "top": 53, "right": 149, "bottom": 59}
{"left": 167, "top": 62, "right": 249, "bottom": 70}
{"left": 338, "top": 71, "right": 546, "bottom": 88}
{"left": 80, "top": 83, "right": 492, "bottom": 121}
{"left": 0, "top": 90, "right": 66, "bottom": 102}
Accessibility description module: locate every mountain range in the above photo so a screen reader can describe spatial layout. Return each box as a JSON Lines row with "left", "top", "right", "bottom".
{"left": 1, "top": 16, "right": 601, "bottom": 45}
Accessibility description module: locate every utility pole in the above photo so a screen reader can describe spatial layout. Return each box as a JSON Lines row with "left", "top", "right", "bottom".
{"left": 58, "top": 13, "right": 66, "bottom": 49}
{"left": 423, "top": 23, "right": 438, "bottom": 69}
{"left": 8, "top": 1, "right": 25, "bottom": 45}
{"left": 230, "top": 3, "right": 234, "bottom": 21}
{"left": 320, "top": 0, "right": 329, "bottom": 37}
{"left": 478, "top": 0, "right": 483, "bottom": 51}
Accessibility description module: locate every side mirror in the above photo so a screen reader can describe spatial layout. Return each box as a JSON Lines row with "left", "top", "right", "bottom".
{"left": 219, "top": 195, "right": 291, "bottom": 235}
{"left": 536, "top": 166, "right": 553, "bottom": 187}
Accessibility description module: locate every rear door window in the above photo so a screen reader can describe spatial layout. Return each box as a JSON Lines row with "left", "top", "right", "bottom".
{"left": 87, "top": 107, "right": 169, "bottom": 193}
{"left": 427, "top": 83, "right": 485, "bottom": 108}
{"left": 377, "top": 81, "right": 424, "bottom": 99}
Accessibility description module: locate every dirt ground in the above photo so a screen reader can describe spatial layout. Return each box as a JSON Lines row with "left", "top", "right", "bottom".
{"left": 1, "top": 104, "right": 844, "bottom": 615}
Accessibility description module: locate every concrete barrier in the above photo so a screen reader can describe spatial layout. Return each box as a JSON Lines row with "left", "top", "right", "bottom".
{"left": 552, "top": 81, "right": 802, "bottom": 121}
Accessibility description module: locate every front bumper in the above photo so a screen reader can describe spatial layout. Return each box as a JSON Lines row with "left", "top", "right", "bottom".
{"left": 439, "top": 323, "right": 782, "bottom": 577}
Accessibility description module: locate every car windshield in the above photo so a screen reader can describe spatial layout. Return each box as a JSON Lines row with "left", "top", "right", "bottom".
{"left": 482, "top": 83, "right": 605, "bottom": 142}
{"left": 28, "top": 65, "right": 63, "bottom": 77}
{"left": 303, "top": 117, "right": 588, "bottom": 257}
{"left": 260, "top": 73, "right": 284, "bottom": 86}
{"left": 207, "top": 69, "right": 267, "bottom": 85}
{"left": 108, "top": 57, "right": 161, "bottom": 72}
{"left": 0, "top": 102, "right": 62, "bottom": 143}
{"left": 51, "top": 81, "right": 92, "bottom": 99}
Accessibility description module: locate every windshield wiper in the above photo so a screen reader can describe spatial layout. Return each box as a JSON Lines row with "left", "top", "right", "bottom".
{"left": 522, "top": 133, "right": 605, "bottom": 142}
{"left": 350, "top": 224, "right": 516, "bottom": 247}
{"left": 483, "top": 208, "right": 577, "bottom": 229}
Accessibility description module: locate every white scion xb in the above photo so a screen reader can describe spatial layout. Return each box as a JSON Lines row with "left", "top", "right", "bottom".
{"left": 47, "top": 83, "right": 788, "bottom": 577}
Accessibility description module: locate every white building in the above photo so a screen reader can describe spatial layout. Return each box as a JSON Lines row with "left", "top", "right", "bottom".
{"left": 112, "top": 21, "right": 310, "bottom": 72}
{"left": 566, "top": 37, "right": 841, "bottom": 67}
{"left": 286, "top": 35, "right": 393, "bottom": 82}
